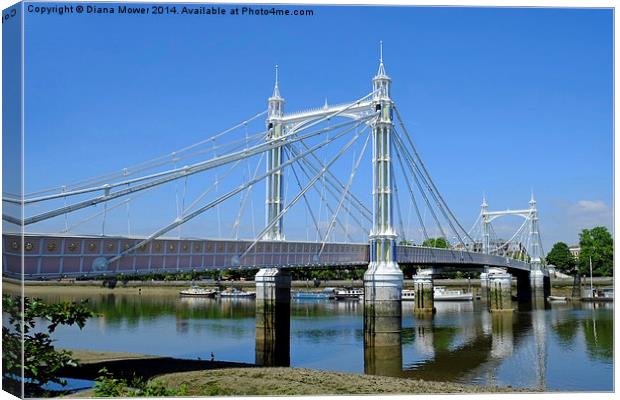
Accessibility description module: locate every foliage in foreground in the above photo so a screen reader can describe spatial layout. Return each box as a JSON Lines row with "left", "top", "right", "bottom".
{"left": 93, "top": 368, "right": 188, "bottom": 397}
{"left": 1, "top": 295, "right": 95, "bottom": 396}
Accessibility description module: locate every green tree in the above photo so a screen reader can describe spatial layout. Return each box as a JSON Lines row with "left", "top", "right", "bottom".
{"left": 545, "top": 242, "right": 576, "bottom": 275}
{"left": 578, "top": 226, "right": 614, "bottom": 277}
{"left": 2, "top": 295, "right": 95, "bottom": 396}
{"left": 422, "top": 237, "right": 449, "bottom": 249}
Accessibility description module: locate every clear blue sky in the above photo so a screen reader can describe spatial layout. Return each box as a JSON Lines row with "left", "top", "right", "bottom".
{"left": 16, "top": 3, "right": 613, "bottom": 250}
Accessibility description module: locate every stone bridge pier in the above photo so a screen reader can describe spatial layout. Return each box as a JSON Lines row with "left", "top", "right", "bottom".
{"left": 255, "top": 267, "right": 291, "bottom": 367}
{"left": 515, "top": 267, "right": 550, "bottom": 310}
{"left": 412, "top": 269, "right": 435, "bottom": 315}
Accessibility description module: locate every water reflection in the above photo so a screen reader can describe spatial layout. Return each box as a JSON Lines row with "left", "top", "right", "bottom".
{"left": 25, "top": 291, "right": 613, "bottom": 391}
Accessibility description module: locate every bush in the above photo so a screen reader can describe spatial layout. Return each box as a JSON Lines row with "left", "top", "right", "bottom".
{"left": 2, "top": 295, "right": 95, "bottom": 396}
{"left": 93, "top": 368, "right": 187, "bottom": 397}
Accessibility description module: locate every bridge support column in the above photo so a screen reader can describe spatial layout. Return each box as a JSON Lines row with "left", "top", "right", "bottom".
{"left": 363, "top": 265, "right": 403, "bottom": 348}
{"left": 480, "top": 267, "right": 489, "bottom": 290}
{"left": 412, "top": 274, "right": 435, "bottom": 314}
{"left": 488, "top": 272, "right": 514, "bottom": 312}
{"left": 516, "top": 269, "right": 550, "bottom": 310}
{"left": 530, "top": 269, "right": 550, "bottom": 309}
{"left": 255, "top": 267, "right": 290, "bottom": 367}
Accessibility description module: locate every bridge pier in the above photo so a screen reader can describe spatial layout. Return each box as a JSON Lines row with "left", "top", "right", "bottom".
{"left": 255, "top": 267, "right": 291, "bottom": 367}
{"left": 480, "top": 267, "right": 489, "bottom": 290}
{"left": 488, "top": 272, "right": 514, "bottom": 312}
{"left": 412, "top": 274, "right": 435, "bottom": 315}
{"left": 515, "top": 269, "right": 550, "bottom": 310}
{"left": 363, "top": 264, "right": 403, "bottom": 348}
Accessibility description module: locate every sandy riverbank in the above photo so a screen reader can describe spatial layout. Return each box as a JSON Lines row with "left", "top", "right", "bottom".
{"left": 61, "top": 349, "right": 529, "bottom": 397}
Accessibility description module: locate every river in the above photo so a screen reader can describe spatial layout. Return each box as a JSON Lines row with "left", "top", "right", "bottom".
{"left": 32, "top": 290, "right": 613, "bottom": 392}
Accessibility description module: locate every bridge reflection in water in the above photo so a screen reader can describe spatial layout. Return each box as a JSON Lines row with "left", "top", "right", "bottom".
{"left": 18, "top": 288, "right": 612, "bottom": 390}
{"left": 256, "top": 299, "right": 552, "bottom": 388}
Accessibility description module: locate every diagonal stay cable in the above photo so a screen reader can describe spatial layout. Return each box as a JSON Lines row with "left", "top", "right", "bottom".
{"left": 394, "top": 133, "right": 445, "bottom": 241}
{"left": 393, "top": 139, "right": 429, "bottom": 242}
{"left": 16, "top": 112, "right": 367, "bottom": 207}
{"left": 232, "top": 152, "right": 266, "bottom": 239}
{"left": 283, "top": 147, "right": 323, "bottom": 241}
{"left": 391, "top": 161, "right": 407, "bottom": 243}
{"left": 294, "top": 139, "right": 373, "bottom": 220}
{"left": 394, "top": 106, "right": 474, "bottom": 243}
{"left": 288, "top": 144, "right": 370, "bottom": 234}
{"left": 319, "top": 129, "right": 370, "bottom": 255}
{"left": 394, "top": 129, "right": 468, "bottom": 251}
{"left": 19, "top": 115, "right": 374, "bottom": 226}
{"left": 24, "top": 110, "right": 269, "bottom": 198}
{"left": 238, "top": 122, "right": 368, "bottom": 261}
{"left": 105, "top": 117, "right": 367, "bottom": 266}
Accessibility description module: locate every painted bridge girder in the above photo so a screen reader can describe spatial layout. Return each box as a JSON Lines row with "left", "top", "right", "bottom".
{"left": 4, "top": 233, "right": 539, "bottom": 280}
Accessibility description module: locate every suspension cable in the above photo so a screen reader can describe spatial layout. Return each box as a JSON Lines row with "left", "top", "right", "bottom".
{"left": 394, "top": 106, "right": 474, "bottom": 243}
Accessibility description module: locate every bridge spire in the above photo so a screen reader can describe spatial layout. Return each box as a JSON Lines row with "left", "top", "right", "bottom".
{"left": 271, "top": 64, "right": 282, "bottom": 100}
{"left": 481, "top": 194, "right": 490, "bottom": 254}
{"left": 375, "top": 40, "right": 389, "bottom": 81}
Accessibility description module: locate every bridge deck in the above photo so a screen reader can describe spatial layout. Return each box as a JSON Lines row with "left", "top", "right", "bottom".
{"left": 3, "top": 234, "right": 533, "bottom": 280}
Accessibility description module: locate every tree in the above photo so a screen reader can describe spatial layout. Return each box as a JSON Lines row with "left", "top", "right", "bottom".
{"left": 578, "top": 226, "right": 614, "bottom": 277}
{"left": 422, "top": 237, "right": 449, "bottom": 249}
{"left": 545, "top": 242, "right": 576, "bottom": 275}
{"left": 2, "top": 295, "right": 95, "bottom": 396}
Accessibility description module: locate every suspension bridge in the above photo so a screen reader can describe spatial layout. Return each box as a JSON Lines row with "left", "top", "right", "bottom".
{"left": 3, "top": 44, "right": 550, "bottom": 319}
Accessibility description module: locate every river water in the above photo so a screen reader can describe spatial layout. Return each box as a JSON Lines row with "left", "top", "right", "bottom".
{"left": 37, "top": 291, "right": 612, "bottom": 392}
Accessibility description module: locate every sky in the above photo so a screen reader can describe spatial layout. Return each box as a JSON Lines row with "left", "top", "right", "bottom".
{"left": 5, "top": 2, "right": 614, "bottom": 251}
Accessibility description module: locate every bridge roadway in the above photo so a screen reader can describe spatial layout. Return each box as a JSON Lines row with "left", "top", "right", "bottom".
{"left": 3, "top": 233, "right": 532, "bottom": 280}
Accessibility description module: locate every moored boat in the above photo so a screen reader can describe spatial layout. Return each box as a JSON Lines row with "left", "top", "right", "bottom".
{"left": 334, "top": 287, "right": 363, "bottom": 300}
{"left": 547, "top": 295, "right": 568, "bottom": 302}
{"left": 179, "top": 286, "right": 218, "bottom": 297}
{"left": 402, "top": 289, "right": 416, "bottom": 301}
{"left": 433, "top": 286, "right": 473, "bottom": 301}
{"left": 219, "top": 288, "right": 256, "bottom": 298}
{"left": 292, "top": 288, "right": 336, "bottom": 300}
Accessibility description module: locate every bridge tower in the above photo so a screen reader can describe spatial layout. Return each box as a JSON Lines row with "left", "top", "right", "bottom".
{"left": 364, "top": 43, "right": 404, "bottom": 350}
{"left": 479, "top": 195, "right": 491, "bottom": 289}
{"left": 526, "top": 193, "right": 550, "bottom": 302}
{"left": 265, "top": 65, "right": 285, "bottom": 241}
{"left": 255, "top": 66, "right": 291, "bottom": 367}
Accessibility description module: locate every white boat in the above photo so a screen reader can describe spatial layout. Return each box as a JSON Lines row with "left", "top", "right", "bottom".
{"left": 334, "top": 288, "right": 363, "bottom": 300}
{"left": 179, "top": 286, "right": 217, "bottom": 297}
{"left": 219, "top": 288, "right": 256, "bottom": 298}
{"left": 433, "top": 286, "right": 473, "bottom": 301}
{"left": 402, "top": 289, "right": 416, "bottom": 301}
{"left": 547, "top": 295, "right": 568, "bottom": 302}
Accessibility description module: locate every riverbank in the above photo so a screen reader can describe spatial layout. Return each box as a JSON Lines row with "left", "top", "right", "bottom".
{"left": 62, "top": 349, "right": 529, "bottom": 396}
{"left": 2, "top": 277, "right": 614, "bottom": 292}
